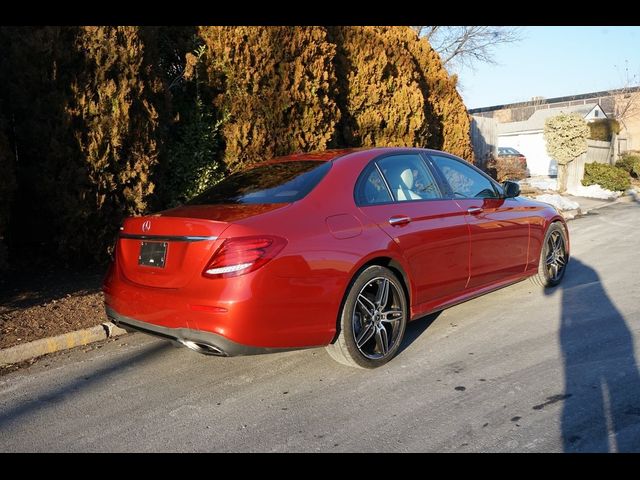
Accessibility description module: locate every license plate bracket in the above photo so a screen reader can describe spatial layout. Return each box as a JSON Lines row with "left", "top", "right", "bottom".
{"left": 138, "top": 241, "right": 167, "bottom": 268}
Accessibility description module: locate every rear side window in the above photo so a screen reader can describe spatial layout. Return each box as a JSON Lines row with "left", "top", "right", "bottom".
{"left": 188, "top": 161, "right": 330, "bottom": 205}
{"left": 355, "top": 166, "right": 394, "bottom": 205}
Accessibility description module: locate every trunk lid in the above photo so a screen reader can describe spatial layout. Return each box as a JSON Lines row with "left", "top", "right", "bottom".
{"left": 117, "top": 215, "right": 228, "bottom": 289}
{"left": 116, "top": 204, "right": 289, "bottom": 289}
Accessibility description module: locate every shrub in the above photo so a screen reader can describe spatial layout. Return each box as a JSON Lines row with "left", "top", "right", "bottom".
{"left": 327, "top": 26, "right": 428, "bottom": 148}
{"left": 0, "top": 25, "right": 476, "bottom": 268}
{"left": 62, "top": 26, "right": 164, "bottom": 262}
{"left": 160, "top": 40, "right": 226, "bottom": 207}
{"left": 544, "top": 114, "right": 590, "bottom": 165}
{"left": 582, "top": 162, "right": 630, "bottom": 191}
{"left": 545, "top": 113, "right": 590, "bottom": 192}
{"left": 486, "top": 155, "right": 527, "bottom": 182}
{"left": 0, "top": 27, "right": 167, "bottom": 264}
{"left": 615, "top": 151, "right": 640, "bottom": 178}
{"left": 198, "top": 26, "right": 475, "bottom": 165}
{"left": 198, "top": 26, "right": 341, "bottom": 171}
{"left": 589, "top": 118, "right": 620, "bottom": 141}
{"left": 408, "top": 32, "right": 474, "bottom": 161}
{"left": 164, "top": 98, "right": 225, "bottom": 206}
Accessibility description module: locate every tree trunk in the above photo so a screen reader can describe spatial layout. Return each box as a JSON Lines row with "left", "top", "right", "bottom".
{"left": 557, "top": 163, "right": 568, "bottom": 193}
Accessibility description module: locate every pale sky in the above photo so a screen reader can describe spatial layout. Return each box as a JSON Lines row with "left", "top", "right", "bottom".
{"left": 455, "top": 26, "right": 640, "bottom": 109}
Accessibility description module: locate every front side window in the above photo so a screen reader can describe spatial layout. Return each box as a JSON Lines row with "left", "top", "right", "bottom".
{"left": 377, "top": 154, "right": 441, "bottom": 202}
{"left": 430, "top": 155, "right": 499, "bottom": 199}
{"left": 188, "top": 161, "right": 331, "bottom": 205}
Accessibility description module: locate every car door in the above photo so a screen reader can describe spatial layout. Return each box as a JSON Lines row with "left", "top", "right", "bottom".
{"left": 355, "top": 152, "right": 470, "bottom": 307}
{"left": 428, "top": 153, "right": 530, "bottom": 288}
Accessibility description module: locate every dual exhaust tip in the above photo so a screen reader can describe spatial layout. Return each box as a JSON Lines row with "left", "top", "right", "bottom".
{"left": 108, "top": 315, "right": 227, "bottom": 357}
{"left": 180, "top": 339, "right": 226, "bottom": 357}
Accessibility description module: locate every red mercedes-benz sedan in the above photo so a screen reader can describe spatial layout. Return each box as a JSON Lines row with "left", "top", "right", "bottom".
{"left": 103, "top": 147, "right": 569, "bottom": 368}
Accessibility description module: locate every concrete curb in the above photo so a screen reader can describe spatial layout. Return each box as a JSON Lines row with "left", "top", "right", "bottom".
{"left": 0, "top": 322, "right": 128, "bottom": 366}
{"left": 562, "top": 194, "right": 631, "bottom": 221}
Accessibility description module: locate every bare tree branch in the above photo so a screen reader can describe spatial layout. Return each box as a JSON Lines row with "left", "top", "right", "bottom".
{"left": 411, "top": 26, "right": 523, "bottom": 70}
{"left": 612, "top": 61, "right": 640, "bottom": 131}
{"left": 425, "top": 26, "right": 440, "bottom": 41}
{"left": 411, "top": 26, "right": 425, "bottom": 37}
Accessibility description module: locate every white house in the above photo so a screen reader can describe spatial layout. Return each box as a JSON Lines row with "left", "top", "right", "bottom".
{"left": 497, "top": 103, "right": 607, "bottom": 177}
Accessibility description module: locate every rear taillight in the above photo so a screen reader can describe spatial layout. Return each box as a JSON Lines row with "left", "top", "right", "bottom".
{"left": 202, "top": 235, "right": 287, "bottom": 279}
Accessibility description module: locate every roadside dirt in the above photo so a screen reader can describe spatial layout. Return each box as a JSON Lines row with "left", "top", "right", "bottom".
{"left": 0, "top": 267, "right": 107, "bottom": 350}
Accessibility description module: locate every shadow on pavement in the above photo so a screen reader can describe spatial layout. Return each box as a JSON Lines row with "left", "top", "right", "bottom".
{"left": 552, "top": 257, "right": 640, "bottom": 452}
{"left": 396, "top": 311, "right": 442, "bottom": 356}
{"left": 0, "top": 341, "right": 171, "bottom": 431}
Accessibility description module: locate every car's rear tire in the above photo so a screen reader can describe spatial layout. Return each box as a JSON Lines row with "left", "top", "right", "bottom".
{"left": 530, "top": 221, "right": 569, "bottom": 287}
{"left": 326, "top": 265, "right": 408, "bottom": 368}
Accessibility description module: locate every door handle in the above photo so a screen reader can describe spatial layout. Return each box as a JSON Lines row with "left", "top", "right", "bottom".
{"left": 467, "top": 207, "right": 484, "bottom": 215}
{"left": 388, "top": 215, "right": 412, "bottom": 227}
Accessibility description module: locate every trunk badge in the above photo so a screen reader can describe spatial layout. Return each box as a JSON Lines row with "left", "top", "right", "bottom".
{"left": 142, "top": 220, "right": 151, "bottom": 233}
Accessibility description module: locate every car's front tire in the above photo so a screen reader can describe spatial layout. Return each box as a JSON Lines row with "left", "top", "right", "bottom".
{"left": 326, "top": 265, "right": 408, "bottom": 368}
{"left": 530, "top": 221, "right": 569, "bottom": 287}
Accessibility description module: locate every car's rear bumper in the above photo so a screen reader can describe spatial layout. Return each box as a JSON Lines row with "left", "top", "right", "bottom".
{"left": 103, "top": 259, "right": 340, "bottom": 349}
{"left": 105, "top": 306, "right": 301, "bottom": 357}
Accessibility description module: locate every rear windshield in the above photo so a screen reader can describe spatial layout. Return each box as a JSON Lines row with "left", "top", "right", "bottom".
{"left": 187, "top": 161, "right": 331, "bottom": 205}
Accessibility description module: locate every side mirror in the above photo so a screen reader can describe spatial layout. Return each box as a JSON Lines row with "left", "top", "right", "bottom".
{"left": 502, "top": 180, "right": 520, "bottom": 198}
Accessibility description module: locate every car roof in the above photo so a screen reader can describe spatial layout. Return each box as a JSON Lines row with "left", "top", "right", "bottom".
{"left": 245, "top": 147, "right": 466, "bottom": 172}
{"left": 266, "top": 148, "right": 365, "bottom": 163}
{"left": 268, "top": 147, "right": 460, "bottom": 162}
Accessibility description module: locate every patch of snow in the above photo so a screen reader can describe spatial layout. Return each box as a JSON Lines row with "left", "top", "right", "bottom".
{"left": 535, "top": 194, "right": 580, "bottom": 211}
{"left": 565, "top": 183, "right": 621, "bottom": 200}
{"left": 525, "top": 177, "right": 558, "bottom": 191}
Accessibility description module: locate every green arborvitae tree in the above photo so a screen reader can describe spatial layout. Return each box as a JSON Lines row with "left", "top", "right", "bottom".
{"left": 326, "top": 26, "right": 473, "bottom": 161}
{"left": 198, "top": 26, "right": 341, "bottom": 171}
{"left": 0, "top": 27, "right": 166, "bottom": 264}
{"left": 63, "top": 26, "right": 164, "bottom": 262}
{"left": 327, "top": 26, "right": 429, "bottom": 148}
{"left": 408, "top": 30, "right": 474, "bottom": 161}
{"left": 0, "top": 25, "right": 476, "bottom": 269}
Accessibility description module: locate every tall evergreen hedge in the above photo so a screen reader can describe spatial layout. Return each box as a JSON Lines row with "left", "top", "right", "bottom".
{"left": 64, "top": 26, "right": 163, "bottom": 260}
{"left": 409, "top": 33, "right": 474, "bottom": 160}
{"left": 0, "top": 26, "right": 473, "bottom": 268}
{"left": 198, "top": 26, "right": 341, "bottom": 171}
{"left": 327, "top": 26, "right": 429, "bottom": 148}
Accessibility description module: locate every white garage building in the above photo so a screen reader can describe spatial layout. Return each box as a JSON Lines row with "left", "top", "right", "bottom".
{"left": 497, "top": 103, "right": 606, "bottom": 177}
